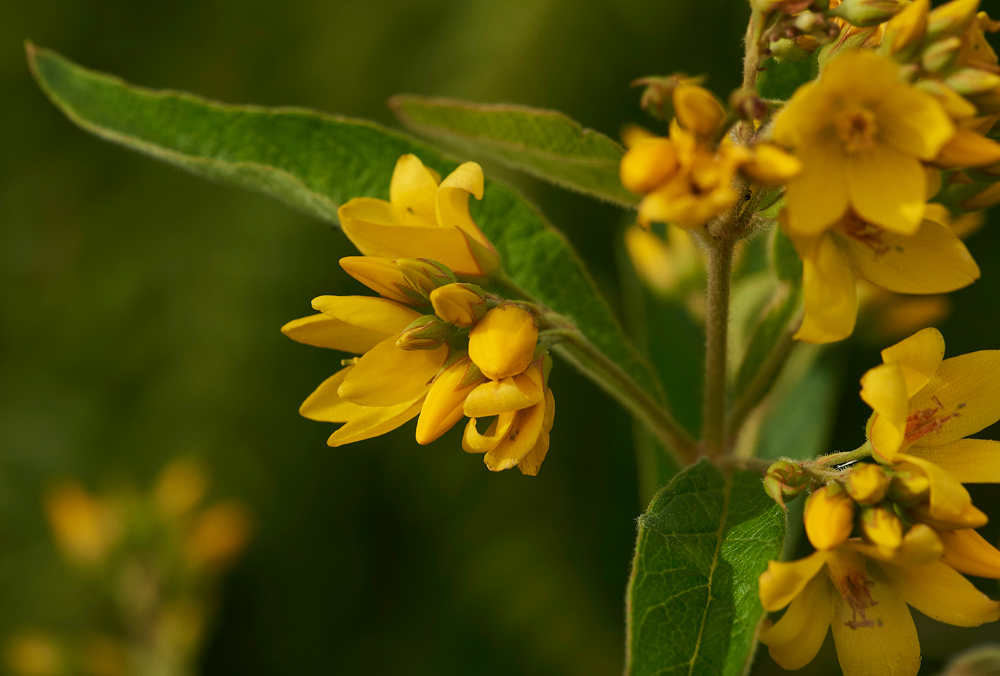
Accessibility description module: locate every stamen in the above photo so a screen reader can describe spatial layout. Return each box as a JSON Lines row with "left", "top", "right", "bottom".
{"left": 904, "top": 395, "right": 961, "bottom": 444}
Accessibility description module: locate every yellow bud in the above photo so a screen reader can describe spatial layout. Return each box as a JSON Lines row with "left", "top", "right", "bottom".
{"left": 804, "top": 485, "right": 857, "bottom": 550}
{"left": 927, "top": 0, "right": 980, "bottom": 41}
{"left": 887, "top": 469, "right": 931, "bottom": 505}
{"left": 829, "top": 0, "right": 907, "bottom": 28}
{"left": 860, "top": 505, "right": 905, "bottom": 552}
{"left": 396, "top": 315, "right": 452, "bottom": 351}
{"left": 946, "top": 67, "right": 1000, "bottom": 97}
{"left": 933, "top": 127, "right": 1000, "bottom": 168}
{"left": 672, "top": 84, "right": 726, "bottom": 138}
{"left": 620, "top": 138, "right": 678, "bottom": 194}
{"left": 340, "top": 257, "right": 420, "bottom": 305}
{"left": 430, "top": 283, "right": 489, "bottom": 327}
{"left": 44, "top": 481, "right": 118, "bottom": 566}
{"left": 845, "top": 464, "right": 890, "bottom": 504}
{"left": 184, "top": 502, "right": 251, "bottom": 572}
{"left": 741, "top": 143, "right": 803, "bottom": 186}
{"left": 396, "top": 258, "right": 456, "bottom": 296}
{"left": 882, "top": 0, "right": 929, "bottom": 58}
{"left": 915, "top": 79, "right": 979, "bottom": 119}
{"left": 415, "top": 358, "right": 485, "bottom": 445}
{"left": 154, "top": 456, "right": 208, "bottom": 517}
{"left": 923, "top": 35, "right": 963, "bottom": 72}
{"left": 468, "top": 305, "right": 539, "bottom": 380}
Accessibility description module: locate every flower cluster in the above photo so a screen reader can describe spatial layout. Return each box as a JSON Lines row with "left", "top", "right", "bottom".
{"left": 767, "top": 0, "right": 1000, "bottom": 343}
{"left": 283, "top": 155, "right": 556, "bottom": 475}
{"left": 759, "top": 328, "right": 1000, "bottom": 675}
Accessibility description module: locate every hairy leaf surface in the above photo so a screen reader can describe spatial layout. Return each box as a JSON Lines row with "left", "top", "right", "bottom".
{"left": 626, "top": 460, "right": 785, "bottom": 676}
{"left": 391, "top": 95, "right": 637, "bottom": 206}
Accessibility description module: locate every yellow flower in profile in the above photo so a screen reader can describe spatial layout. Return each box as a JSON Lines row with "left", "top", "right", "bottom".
{"left": 775, "top": 50, "right": 954, "bottom": 236}
{"left": 785, "top": 204, "right": 979, "bottom": 343}
{"left": 467, "top": 305, "right": 538, "bottom": 381}
{"left": 758, "top": 525, "right": 1000, "bottom": 675}
{"left": 337, "top": 155, "right": 500, "bottom": 278}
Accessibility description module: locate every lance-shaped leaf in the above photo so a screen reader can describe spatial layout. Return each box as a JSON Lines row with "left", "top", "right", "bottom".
{"left": 390, "top": 95, "right": 638, "bottom": 207}
{"left": 27, "top": 44, "right": 666, "bottom": 418}
{"left": 626, "top": 460, "right": 786, "bottom": 676}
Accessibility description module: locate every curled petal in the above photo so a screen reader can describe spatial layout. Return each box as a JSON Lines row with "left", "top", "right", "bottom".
{"left": 462, "top": 412, "right": 516, "bottom": 454}
{"left": 861, "top": 363, "right": 909, "bottom": 461}
{"left": 484, "top": 400, "right": 546, "bottom": 472}
{"left": 464, "top": 366, "right": 544, "bottom": 418}
{"left": 879, "top": 327, "right": 945, "bottom": 399}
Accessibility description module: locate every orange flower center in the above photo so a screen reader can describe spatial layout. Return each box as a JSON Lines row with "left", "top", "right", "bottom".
{"left": 835, "top": 106, "right": 878, "bottom": 153}
{"left": 838, "top": 212, "right": 890, "bottom": 256}
{"left": 904, "top": 395, "right": 964, "bottom": 445}
{"left": 827, "top": 550, "right": 879, "bottom": 630}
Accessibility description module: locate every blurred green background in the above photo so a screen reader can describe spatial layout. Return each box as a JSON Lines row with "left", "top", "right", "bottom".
{"left": 2, "top": 0, "right": 999, "bottom": 674}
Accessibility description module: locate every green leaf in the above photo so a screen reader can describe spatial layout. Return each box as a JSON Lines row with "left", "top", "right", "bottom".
{"left": 735, "top": 284, "right": 801, "bottom": 399}
{"left": 756, "top": 54, "right": 819, "bottom": 102}
{"left": 390, "top": 95, "right": 638, "bottom": 207}
{"left": 27, "top": 44, "right": 666, "bottom": 418}
{"left": 626, "top": 460, "right": 786, "bottom": 676}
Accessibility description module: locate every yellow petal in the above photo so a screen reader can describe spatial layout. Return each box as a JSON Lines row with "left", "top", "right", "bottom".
{"left": 620, "top": 138, "right": 678, "bottom": 194}
{"left": 758, "top": 550, "right": 831, "bottom": 612}
{"left": 463, "top": 366, "right": 544, "bottom": 418}
{"left": 793, "top": 232, "right": 858, "bottom": 344}
{"left": 836, "top": 218, "right": 980, "bottom": 294}
{"left": 327, "top": 396, "right": 425, "bottom": 447}
{"left": 338, "top": 196, "right": 420, "bottom": 226}
{"left": 932, "top": 126, "right": 1000, "bottom": 168}
{"left": 340, "top": 218, "right": 487, "bottom": 278}
{"left": 876, "top": 83, "right": 955, "bottom": 160}
{"left": 897, "top": 454, "right": 980, "bottom": 526}
{"left": 462, "top": 412, "right": 516, "bottom": 454}
{"left": 905, "top": 438, "right": 1000, "bottom": 483}
{"left": 847, "top": 144, "right": 926, "bottom": 235}
{"left": 339, "top": 257, "right": 415, "bottom": 304}
{"left": 908, "top": 350, "right": 1000, "bottom": 446}
{"left": 281, "top": 314, "right": 390, "bottom": 354}
{"left": 741, "top": 143, "right": 803, "bottom": 186}
{"left": 846, "top": 524, "right": 944, "bottom": 565}
{"left": 824, "top": 49, "right": 902, "bottom": 100}
{"left": 830, "top": 567, "right": 920, "bottom": 676}
{"left": 436, "top": 162, "right": 491, "bottom": 249}
{"left": 783, "top": 138, "right": 851, "bottom": 236}
{"left": 876, "top": 559, "right": 1000, "bottom": 626}
{"left": 759, "top": 573, "right": 834, "bottom": 670}
{"left": 484, "top": 400, "right": 547, "bottom": 472}
{"left": 673, "top": 84, "right": 726, "bottom": 138}
{"left": 940, "top": 528, "right": 1000, "bottom": 578}
{"left": 880, "top": 327, "right": 946, "bottom": 399}
{"left": 300, "top": 367, "right": 365, "bottom": 423}
{"left": 338, "top": 337, "right": 448, "bottom": 407}
{"left": 468, "top": 305, "right": 539, "bottom": 381}
{"left": 414, "top": 358, "right": 485, "bottom": 445}
{"left": 311, "top": 296, "right": 421, "bottom": 335}
{"left": 861, "top": 362, "right": 909, "bottom": 461}
{"left": 774, "top": 81, "right": 827, "bottom": 148}
{"left": 389, "top": 154, "right": 439, "bottom": 224}
{"left": 517, "top": 428, "right": 551, "bottom": 476}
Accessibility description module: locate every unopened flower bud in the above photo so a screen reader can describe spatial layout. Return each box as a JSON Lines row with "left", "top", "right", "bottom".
{"left": 828, "top": 0, "right": 906, "bottom": 28}
{"left": 945, "top": 68, "right": 1000, "bottom": 97}
{"left": 959, "top": 182, "right": 1000, "bottom": 210}
{"left": 921, "top": 35, "right": 962, "bottom": 72}
{"left": 805, "top": 485, "right": 857, "bottom": 550}
{"left": 769, "top": 37, "right": 816, "bottom": 63}
{"left": 915, "top": 79, "right": 979, "bottom": 118}
{"left": 620, "top": 137, "right": 678, "bottom": 194}
{"left": 340, "top": 256, "right": 424, "bottom": 305}
{"left": 880, "top": 0, "right": 928, "bottom": 59}
{"left": 396, "top": 258, "right": 457, "bottom": 297}
{"left": 860, "top": 505, "right": 905, "bottom": 552}
{"left": 430, "top": 283, "right": 490, "bottom": 327}
{"left": 631, "top": 75, "right": 688, "bottom": 122}
{"left": 468, "top": 305, "right": 539, "bottom": 380}
{"left": 926, "top": 0, "right": 980, "bottom": 42}
{"left": 673, "top": 84, "right": 726, "bottom": 138}
{"left": 415, "top": 358, "right": 485, "bottom": 445}
{"left": 764, "top": 461, "right": 810, "bottom": 510}
{"left": 887, "top": 469, "right": 931, "bottom": 505}
{"left": 794, "top": 10, "right": 826, "bottom": 32}
{"left": 396, "top": 315, "right": 453, "bottom": 351}
{"left": 845, "top": 464, "right": 890, "bottom": 505}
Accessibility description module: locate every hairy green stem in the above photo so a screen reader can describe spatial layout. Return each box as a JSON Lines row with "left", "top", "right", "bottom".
{"left": 701, "top": 237, "right": 736, "bottom": 459}
{"left": 814, "top": 442, "right": 874, "bottom": 468}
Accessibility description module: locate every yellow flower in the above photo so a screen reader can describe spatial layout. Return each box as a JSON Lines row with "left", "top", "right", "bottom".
{"left": 337, "top": 155, "right": 500, "bottom": 278}
{"left": 759, "top": 525, "right": 1000, "bottom": 675}
{"left": 44, "top": 480, "right": 119, "bottom": 566}
{"left": 184, "top": 501, "right": 252, "bottom": 572}
{"left": 672, "top": 83, "right": 726, "bottom": 138}
{"left": 775, "top": 50, "right": 954, "bottom": 236}
{"left": 462, "top": 360, "right": 556, "bottom": 475}
{"left": 805, "top": 485, "right": 857, "bottom": 550}
{"left": 467, "top": 305, "right": 538, "bottom": 381}
{"left": 623, "top": 224, "right": 703, "bottom": 297}
{"left": 786, "top": 204, "right": 979, "bottom": 343}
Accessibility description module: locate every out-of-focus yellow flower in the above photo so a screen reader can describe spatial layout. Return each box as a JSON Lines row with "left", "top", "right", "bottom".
{"left": 5, "top": 633, "right": 63, "bottom": 676}
{"left": 775, "top": 50, "right": 954, "bottom": 236}
{"left": 845, "top": 463, "right": 890, "bottom": 504}
{"left": 624, "top": 225, "right": 703, "bottom": 296}
{"left": 184, "top": 501, "right": 251, "bottom": 572}
{"left": 805, "top": 485, "right": 857, "bottom": 550}
{"left": 786, "top": 205, "right": 978, "bottom": 343}
{"left": 153, "top": 456, "right": 208, "bottom": 518}
{"left": 759, "top": 526, "right": 1000, "bottom": 675}
{"left": 80, "top": 635, "right": 129, "bottom": 676}
{"left": 468, "top": 305, "right": 539, "bottom": 381}
{"left": 856, "top": 283, "right": 951, "bottom": 345}
{"left": 338, "top": 155, "right": 500, "bottom": 278}
{"left": 927, "top": 0, "right": 981, "bottom": 42}
{"left": 44, "top": 482, "right": 119, "bottom": 566}
{"left": 673, "top": 83, "right": 726, "bottom": 138}
{"left": 463, "top": 360, "right": 555, "bottom": 475}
